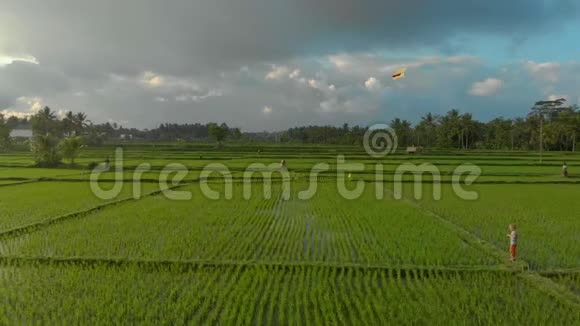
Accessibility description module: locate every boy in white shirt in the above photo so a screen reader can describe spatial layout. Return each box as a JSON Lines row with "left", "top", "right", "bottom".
{"left": 506, "top": 224, "right": 518, "bottom": 262}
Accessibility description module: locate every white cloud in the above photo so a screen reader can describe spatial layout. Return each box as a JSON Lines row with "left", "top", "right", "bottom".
{"left": 0, "top": 54, "right": 39, "bottom": 67}
{"left": 391, "top": 56, "right": 479, "bottom": 70}
{"left": 328, "top": 55, "right": 352, "bottom": 69}
{"left": 329, "top": 53, "right": 481, "bottom": 79}
{"left": 446, "top": 56, "right": 481, "bottom": 64}
{"left": 28, "top": 98, "right": 43, "bottom": 112}
{"left": 0, "top": 109, "right": 31, "bottom": 119}
{"left": 319, "top": 99, "right": 338, "bottom": 112}
{"left": 134, "top": 71, "right": 223, "bottom": 103}
{"left": 289, "top": 69, "right": 301, "bottom": 79}
{"left": 15, "top": 96, "right": 44, "bottom": 113}
{"left": 262, "top": 106, "right": 273, "bottom": 114}
{"left": 319, "top": 97, "right": 378, "bottom": 114}
{"left": 547, "top": 94, "right": 569, "bottom": 102}
{"left": 1, "top": 96, "right": 44, "bottom": 119}
{"left": 265, "top": 66, "right": 302, "bottom": 81}
{"left": 381, "top": 57, "right": 442, "bottom": 73}
{"left": 306, "top": 77, "right": 337, "bottom": 95}
{"left": 308, "top": 79, "right": 321, "bottom": 89}
{"left": 141, "top": 71, "right": 165, "bottom": 87}
{"left": 364, "top": 77, "right": 382, "bottom": 91}
{"left": 525, "top": 61, "right": 560, "bottom": 83}
{"left": 468, "top": 78, "right": 503, "bottom": 96}
{"left": 175, "top": 89, "right": 222, "bottom": 102}
{"left": 107, "top": 118, "right": 129, "bottom": 127}
{"left": 138, "top": 71, "right": 205, "bottom": 93}
{"left": 55, "top": 109, "right": 68, "bottom": 119}
{"left": 265, "top": 65, "right": 290, "bottom": 80}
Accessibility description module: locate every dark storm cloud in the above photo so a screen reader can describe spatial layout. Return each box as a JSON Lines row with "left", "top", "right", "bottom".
{"left": 0, "top": 92, "right": 13, "bottom": 109}
{"left": 1, "top": 0, "right": 579, "bottom": 130}
{"left": 0, "top": 62, "right": 70, "bottom": 97}
{"left": 2, "top": 0, "right": 578, "bottom": 76}
{"left": 0, "top": 61, "right": 71, "bottom": 113}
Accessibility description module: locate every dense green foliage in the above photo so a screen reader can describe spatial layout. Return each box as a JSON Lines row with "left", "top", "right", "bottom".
{"left": 0, "top": 182, "right": 159, "bottom": 232}
{"left": 1, "top": 184, "right": 493, "bottom": 265}
{"left": 0, "top": 114, "right": 13, "bottom": 151}
{"left": 405, "top": 184, "right": 580, "bottom": 269}
{"left": 30, "top": 133, "right": 62, "bottom": 166}
{"left": 6, "top": 98, "right": 579, "bottom": 151}
{"left": 59, "top": 136, "right": 85, "bottom": 164}
{"left": 0, "top": 264, "right": 578, "bottom": 324}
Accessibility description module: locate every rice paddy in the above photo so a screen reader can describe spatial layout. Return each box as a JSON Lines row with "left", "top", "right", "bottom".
{"left": 0, "top": 144, "right": 579, "bottom": 323}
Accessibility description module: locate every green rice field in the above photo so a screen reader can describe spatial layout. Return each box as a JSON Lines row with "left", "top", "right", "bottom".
{"left": 1, "top": 144, "right": 579, "bottom": 324}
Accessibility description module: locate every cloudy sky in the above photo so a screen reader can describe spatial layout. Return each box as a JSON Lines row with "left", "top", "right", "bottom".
{"left": 1, "top": 0, "right": 579, "bottom": 131}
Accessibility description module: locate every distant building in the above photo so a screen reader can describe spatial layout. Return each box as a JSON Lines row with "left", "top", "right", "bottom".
{"left": 10, "top": 129, "right": 33, "bottom": 139}
{"left": 406, "top": 146, "right": 423, "bottom": 154}
{"left": 120, "top": 134, "right": 134, "bottom": 140}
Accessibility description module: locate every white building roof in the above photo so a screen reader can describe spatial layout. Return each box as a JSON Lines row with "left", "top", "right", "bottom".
{"left": 9, "top": 129, "right": 33, "bottom": 138}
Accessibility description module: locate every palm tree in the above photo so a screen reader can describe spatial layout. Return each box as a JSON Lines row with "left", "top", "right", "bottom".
{"left": 74, "top": 112, "right": 90, "bottom": 135}
{"left": 436, "top": 110, "right": 461, "bottom": 148}
{"left": 562, "top": 105, "right": 580, "bottom": 151}
{"left": 460, "top": 113, "right": 475, "bottom": 149}
{"left": 511, "top": 118, "right": 528, "bottom": 150}
{"left": 573, "top": 106, "right": 580, "bottom": 152}
{"left": 0, "top": 114, "right": 12, "bottom": 151}
{"left": 208, "top": 123, "right": 229, "bottom": 147}
{"left": 415, "top": 113, "right": 438, "bottom": 147}
{"left": 59, "top": 136, "right": 85, "bottom": 165}
{"left": 39, "top": 106, "right": 56, "bottom": 120}
{"left": 62, "top": 111, "right": 76, "bottom": 136}
{"left": 31, "top": 133, "right": 61, "bottom": 166}
{"left": 32, "top": 106, "right": 58, "bottom": 136}
{"left": 529, "top": 98, "right": 567, "bottom": 162}
{"left": 389, "top": 118, "right": 413, "bottom": 147}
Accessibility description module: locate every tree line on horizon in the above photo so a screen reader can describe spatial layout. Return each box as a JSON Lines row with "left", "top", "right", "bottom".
{"left": 0, "top": 108, "right": 242, "bottom": 166}
{"left": 277, "top": 98, "right": 580, "bottom": 152}
{"left": 1, "top": 98, "right": 578, "bottom": 165}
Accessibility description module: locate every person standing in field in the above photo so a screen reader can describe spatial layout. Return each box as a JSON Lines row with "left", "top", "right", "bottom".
{"left": 104, "top": 157, "right": 110, "bottom": 171}
{"left": 506, "top": 224, "right": 518, "bottom": 262}
{"left": 562, "top": 162, "right": 568, "bottom": 177}
{"left": 280, "top": 159, "right": 291, "bottom": 180}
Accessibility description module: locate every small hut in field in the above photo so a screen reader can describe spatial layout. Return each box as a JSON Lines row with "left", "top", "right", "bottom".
{"left": 406, "top": 146, "right": 423, "bottom": 154}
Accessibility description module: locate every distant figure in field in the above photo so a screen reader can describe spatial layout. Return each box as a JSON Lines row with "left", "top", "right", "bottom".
{"left": 506, "top": 224, "right": 518, "bottom": 262}
{"left": 280, "top": 159, "right": 287, "bottom": 171}
{"left": 562, "top": 162, "right": 568, "bottom": 177}
{"left": 104, "top": 157, "right": 110, "bottom": 171}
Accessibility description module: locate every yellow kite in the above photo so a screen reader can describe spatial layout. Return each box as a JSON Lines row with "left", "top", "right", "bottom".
{"left": 392, "top": 68, "right": 407, "bottom": 80}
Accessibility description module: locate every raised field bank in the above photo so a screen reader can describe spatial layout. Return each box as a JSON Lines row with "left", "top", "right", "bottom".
{"left": 0, "top": 144, "right": 579, "bottom": 323}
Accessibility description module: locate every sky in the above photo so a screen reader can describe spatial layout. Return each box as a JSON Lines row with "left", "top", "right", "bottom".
{"left": 1, "top": 0, "right": 579, "bottom": 131}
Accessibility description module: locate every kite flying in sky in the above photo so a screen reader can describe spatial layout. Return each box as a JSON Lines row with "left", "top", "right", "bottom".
{"left": 392, "top": 68, "right": 407, "bottom": 80}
